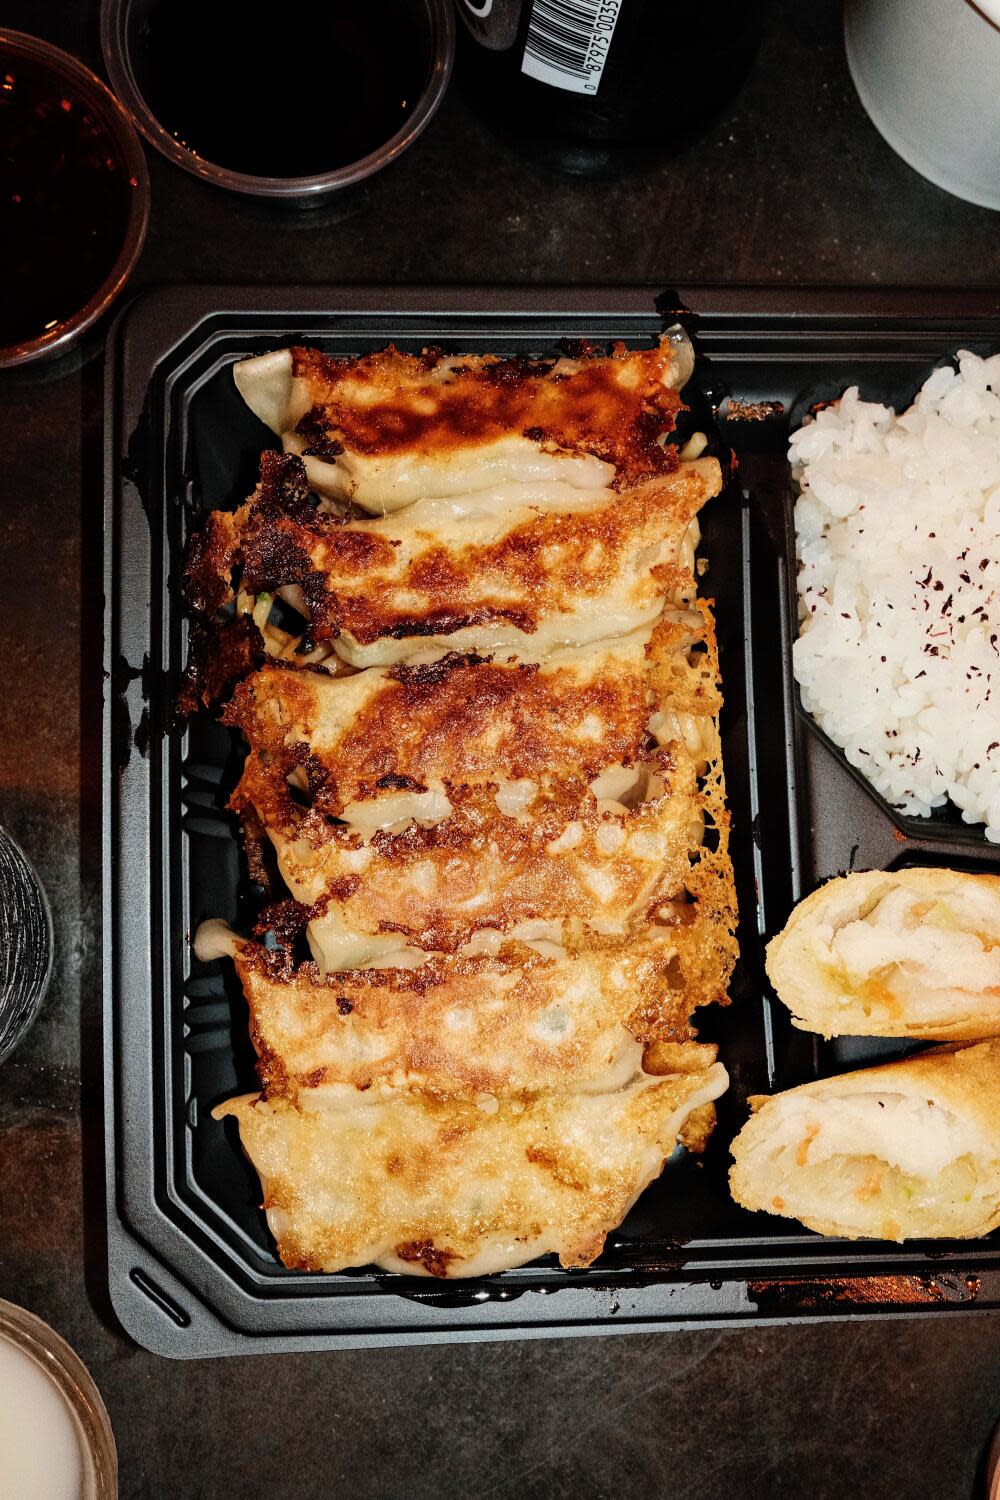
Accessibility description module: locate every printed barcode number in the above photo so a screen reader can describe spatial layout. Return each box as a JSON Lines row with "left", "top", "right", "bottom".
{"left": 521, "top": 0, "right": 623, "bottom": 96}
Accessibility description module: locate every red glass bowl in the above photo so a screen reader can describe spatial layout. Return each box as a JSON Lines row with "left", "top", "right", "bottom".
{"left": 0, "top": 29, "right": 149, "bottom": 369}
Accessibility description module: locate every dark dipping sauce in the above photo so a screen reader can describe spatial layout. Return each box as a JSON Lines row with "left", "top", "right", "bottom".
{"left": 0, "top": 51, "right": 134, "bottom": 350}
{"left": 138, "top": 0, "right": 430, "bottom": 178}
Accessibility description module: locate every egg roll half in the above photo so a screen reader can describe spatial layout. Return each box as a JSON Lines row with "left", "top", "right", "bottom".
{"left": 730, "top": 1038, "right": 1000, "bottom": 1240}
{"left": 766, "top": 867, "right": 1000, "bottom": 1041}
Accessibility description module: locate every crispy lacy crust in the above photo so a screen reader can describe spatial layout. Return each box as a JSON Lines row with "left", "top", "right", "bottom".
{"left": 288, "top": 340, "right": 688, "bottom": 484}
{"left": 225, "top": 605, "right": 736, "bottom": 974}
{"left": 665, "top": 601, "right": 738, "bottom": 1016}
{"left": 213, "top": 1062, "right": 727, "bottom": 1277}
{"left": 235, "top": 939, "right": 711, "bottom": 1100}
{"left": 183, "top": 449, "right": 719, "bottom": 660}
{"left": 222, "top": 635, "right": 655, "bottom": 813}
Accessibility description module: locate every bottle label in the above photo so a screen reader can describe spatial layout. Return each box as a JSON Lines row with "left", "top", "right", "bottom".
{"left": 521, "top": 0, "right": 623, "bottom": 95}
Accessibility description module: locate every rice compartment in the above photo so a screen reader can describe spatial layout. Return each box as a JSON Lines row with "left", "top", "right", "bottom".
{"left": 790, "top": 351, "right": 1000, "bottom": 839}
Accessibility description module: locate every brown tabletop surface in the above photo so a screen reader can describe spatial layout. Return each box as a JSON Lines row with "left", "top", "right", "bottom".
{"left": 2, "top": 3, "right": 1000, "bottom": 1497}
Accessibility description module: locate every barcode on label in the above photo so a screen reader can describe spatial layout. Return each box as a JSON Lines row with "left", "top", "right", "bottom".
{"left": 521, "top": 0, "right": 623, "bottom": 95}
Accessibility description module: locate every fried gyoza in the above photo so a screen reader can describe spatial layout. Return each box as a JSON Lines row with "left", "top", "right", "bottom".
{"left": 215, "top": 1058, "right": 727, "bottom": 1277}
{"left": 185, "top": 449, "right": 719, "bottom": 669}
{"left": 221, "top": 622, "right": 731, "bottom": 970}
{"left": 191, "top": 332, "right": 738, "bottom": 1279}
{"left": 217, "top": 931, "right": 713, "bottom": 1100}
{"left": 232, "top": 332, "right": 695, "bottom": 511}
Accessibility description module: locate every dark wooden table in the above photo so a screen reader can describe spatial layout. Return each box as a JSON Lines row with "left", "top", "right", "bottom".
{"left": 2, "top": 3, "right": 1000, "bottom": 1496}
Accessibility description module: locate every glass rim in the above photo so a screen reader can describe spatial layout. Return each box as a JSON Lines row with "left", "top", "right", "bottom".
{"left": 0, "top": 1299, "right": 117, "bottom": 1499}
{"left": 99, "top": 0, "right": 456, "bottom": 200}
{"left": 0, "top": 823, "right": 53, "bottom": 1065}
{"left": 0, "top": 28, "right": 150, "bottom": 369}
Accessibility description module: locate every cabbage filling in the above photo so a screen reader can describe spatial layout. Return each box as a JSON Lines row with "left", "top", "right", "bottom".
{"left": 773, "top": 1148, "right": 988, "bottom": 1236}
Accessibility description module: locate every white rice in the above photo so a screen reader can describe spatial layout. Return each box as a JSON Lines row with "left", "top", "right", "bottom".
{"left": 790, "top": 350, "right": 1000, "bottom": 840}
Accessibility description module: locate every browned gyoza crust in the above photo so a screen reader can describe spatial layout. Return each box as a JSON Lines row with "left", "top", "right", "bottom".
{"left": 192, "top": 336, "right": 738, "bottom": 1277}
{"left": 234, "top": 937, "right": 714, "bottom": 1100}
{"left": 222, "top": 605, "right": 735, "bottom": 976}
{"left": 287, "top": 340, "right": 687, "bottom": 486}
{"left": 182, "top": 448, "right": 718, "bottom": 675}
{"left": 223, "top": 642, "right": 656, "bottom": 811}
{"left": 215, "top": 1060, "right": 728, "bottom": 1277}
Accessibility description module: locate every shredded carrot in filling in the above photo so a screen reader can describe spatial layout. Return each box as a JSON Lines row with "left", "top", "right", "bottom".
{"left": 826, "top": 964, "right": 903, "bottom": 1016}
{"left": 854, "top": 1168, "right": 884, "bottom": 1202}
{"left": 858, "top": 975, "right": 901, "bottom": 1017}
{"left": 796, "top": 1122, "right": 820, "bottom": 1167}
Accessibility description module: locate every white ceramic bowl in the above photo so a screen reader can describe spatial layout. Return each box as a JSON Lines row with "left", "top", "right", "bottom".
{"left": 845, "top": 0, "right": 1000, "bottom": 211}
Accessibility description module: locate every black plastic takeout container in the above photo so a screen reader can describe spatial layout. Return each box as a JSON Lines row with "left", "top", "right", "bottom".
{"left": 103, "top": 285, "right": 1000, "bottom": 1357}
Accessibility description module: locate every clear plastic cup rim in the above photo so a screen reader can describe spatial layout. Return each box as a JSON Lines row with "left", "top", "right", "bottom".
{"left": 100, "top": 0, "right": 455, "bottom": 201}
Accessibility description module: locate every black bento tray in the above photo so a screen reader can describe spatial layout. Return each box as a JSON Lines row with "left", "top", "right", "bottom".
{"left": 103, "top": 285, "right": 1000, "bottom": 1357}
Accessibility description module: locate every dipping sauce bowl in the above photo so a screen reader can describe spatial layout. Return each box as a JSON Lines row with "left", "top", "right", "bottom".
{"left": 0, "top": 29, "right": 148, "bottom": 369}
{"left": 101, "top": 0, "right": 455, "bottom": 203}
